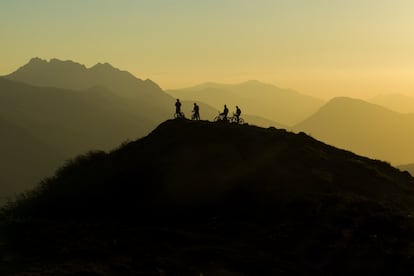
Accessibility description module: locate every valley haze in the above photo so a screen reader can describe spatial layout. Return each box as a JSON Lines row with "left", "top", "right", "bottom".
{"left": 2, "top": 1, "right": 414, "bottom": 274}
{"left": 1, "top": 57, "right": 414, "bottom": 202}
{"left": 0, "top": 54, "right": 414, "bottom": 274}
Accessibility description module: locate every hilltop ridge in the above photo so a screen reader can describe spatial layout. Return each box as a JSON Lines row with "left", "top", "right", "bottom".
{"left": 6, "top": 119, "right": 414, "bottom": 219}
{"left": 3, "top": 119, "right": 414, "bottom": 275}
{"left": 167, "top": 81, "right": 324, "bottom": 125}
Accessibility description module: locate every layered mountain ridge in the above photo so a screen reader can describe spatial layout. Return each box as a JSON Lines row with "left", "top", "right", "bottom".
{"left": 0, "top": 58, "right": 283, "bottom": 200}
{"left": 294, "top": 97, "right": 414, "bottom": 164}
{"left": 6, "top": 57, "right": 161, "bottom": 96}
{"left": 167, "top": 80, "right": 325, "bottom": 125}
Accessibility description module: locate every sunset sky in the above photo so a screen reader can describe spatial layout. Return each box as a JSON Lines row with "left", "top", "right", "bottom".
{"left": 2, "top": 0, "right": 414, "bottom": 99}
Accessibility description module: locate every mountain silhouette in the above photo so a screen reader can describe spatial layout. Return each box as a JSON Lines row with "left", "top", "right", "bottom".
{"left": 294, "top": 97, "right": 414, "bottom": 164}
{"left": 0, "top": 60, "right": 283, "bottom": 199}
{"left": 2, "top": 119, "right": 414, "bottom": 274}
{"left": 5, "top": 58, "right": 282, "bottom": 128}
{"left": 0, "top": 77, "right": 156, "bottom": 155}
{"left": 398, "top": 163, "right": 414, "bottom": 176}
{"left": 167, "top": 80, "right": 325, "bottom": 126}
{"left": 5, "top": 58, "right": 179, "bottom": 124}
{"left": 6, "top": 57, "right": 162, "bottom": 98}
{"left": 0, "top": 77, "right": 157, "bottom": 198}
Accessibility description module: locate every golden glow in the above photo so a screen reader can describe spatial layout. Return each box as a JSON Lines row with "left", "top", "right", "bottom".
{"left": 2, "top": 1, "right": 414, "bottom": 99}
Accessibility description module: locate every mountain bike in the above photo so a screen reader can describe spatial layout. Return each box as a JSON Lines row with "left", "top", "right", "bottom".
{"left": 191, "top": 111, "right": 200, "bottom": 120}
{"left": 174, "top": 111, "right": 185, "bottom": 119}
{"left": 214, "top": 113, "right": 228, "bottom": 122}
{"left": 229, "top": 115, "right": 244, "bottom": 124}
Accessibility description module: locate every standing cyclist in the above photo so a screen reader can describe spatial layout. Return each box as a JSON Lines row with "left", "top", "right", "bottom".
{"left": 220, "top": 104, "right": 229, "bottom": 120}
{"left": 175, "top": 99, "right": 182, "bottom": 118}
{"left": 192, "top": 103, "right": 200, "bottom": 120}
{"left": 235, "top": 106, "right": 241, "bottom": 123}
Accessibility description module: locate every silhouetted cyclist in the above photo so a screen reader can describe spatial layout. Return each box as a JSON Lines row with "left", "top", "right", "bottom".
{"left": 192, "top": 103, "right": 200, "bottom": 120}
{"left": 220, "top": 104, "right": 229, "bottom": 120}
{"left": 235, "top": 106, "right": 241, "bottom": 123}
{"left": 175, "top": 99, "right": 183, "bottom": 118}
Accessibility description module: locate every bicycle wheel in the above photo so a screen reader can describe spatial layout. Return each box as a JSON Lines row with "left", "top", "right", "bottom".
{"left": 239, "top": 118, "right": 244, "bottom": 124}
{"left": 174, "top": 112, "right": 185, "bottom": 119}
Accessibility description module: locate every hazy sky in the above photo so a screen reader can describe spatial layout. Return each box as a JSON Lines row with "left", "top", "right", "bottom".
{"left": 2, "top": 0, "right": 414, "bottom": 99}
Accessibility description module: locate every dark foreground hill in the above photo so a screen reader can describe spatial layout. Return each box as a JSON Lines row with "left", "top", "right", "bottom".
{"left": 398, "top": 163, "right": 414, "bottom": 177}
{"left": 2, "top": 120, "right": 414, "bottom": 275}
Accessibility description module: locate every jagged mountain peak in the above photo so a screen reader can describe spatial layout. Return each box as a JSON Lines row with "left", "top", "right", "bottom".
{"left": 4, "top": 57, "right": 166, "bottom": 97}
{"left": 25, "top": 57, "right": 87, "bottom": 70}
{"left": 28, "top": 57, "right": 47, "bottom": 64}
{"left": 90, "top": 61, "right": 118, "bottom": 71}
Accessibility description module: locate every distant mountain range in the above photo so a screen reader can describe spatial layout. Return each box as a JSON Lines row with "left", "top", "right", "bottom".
{"left": 1, "top": 58, "right": 174, "bottom": 199}
{"left": 5, "top": 57, "right": 176, "bottom": 122}
{"left": 0, "top": 77, "right": 158, "bottom": 199}
{"left": 6, "top": 57, "right": 162, "bottom": 98}
{"left": 0, "top": 58, "right": 282, "bottom": 199}
{"left": 5, "top": 58, "right": 281, "bottom": 127}
{"left": 3, "top": 57, "right": 414, "bottom": 200}
{"left": 294, "top": 97, "right": 414, "bottom": 164}
{"left": 0, "top": 77, "right": 156, "bottom": 154}
{"left": 167, "top": 80, "right": 325, "bottom": 126}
